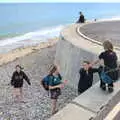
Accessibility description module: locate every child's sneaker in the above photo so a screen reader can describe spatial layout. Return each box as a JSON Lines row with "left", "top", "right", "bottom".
{"left": 108, "top": 87, "right": 114, "bottom": 93}
{"left": 100, "top": 85, "right": 106, "bottom": 91}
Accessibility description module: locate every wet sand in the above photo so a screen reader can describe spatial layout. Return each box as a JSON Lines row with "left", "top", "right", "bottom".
{"left": 80, "top": 21, "right": 120, "bottom": 47}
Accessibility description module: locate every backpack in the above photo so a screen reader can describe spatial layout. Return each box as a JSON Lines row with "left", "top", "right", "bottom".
{"left": 41, "top": 74, "right": 62, "bottom": 91}
{"left": 100, "top": 71, "right": 113, "bottom": 84}
{"left": 41, "top": 75, "right": 50, "bottom": 91}
{"left": 98, "top": 66, "right": 113, "bottom": 84}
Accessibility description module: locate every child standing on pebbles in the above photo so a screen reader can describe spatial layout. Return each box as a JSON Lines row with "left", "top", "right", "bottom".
{"left": 11, "top": 65, "right": 31, "bottom": 103}
{"left": 42, "top": 65, "right": 67, "bottom": 115}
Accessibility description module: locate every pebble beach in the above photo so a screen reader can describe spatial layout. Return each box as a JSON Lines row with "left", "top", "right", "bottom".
{"left": 0, "top": 39, "right": 77, "bottom": 120}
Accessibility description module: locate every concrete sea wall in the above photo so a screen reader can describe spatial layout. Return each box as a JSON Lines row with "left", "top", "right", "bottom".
{"left": 55, "top": 35, "right": 99, "bottom": 89}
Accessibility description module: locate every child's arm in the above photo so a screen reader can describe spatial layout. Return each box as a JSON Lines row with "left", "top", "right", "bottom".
{"left": 91, "top": 60, "right": 100, "bottom": 66}
{"left": 11, "top": 72, "right": 15, "bottom": 86}
{"left": 91, "top": 68, "right": 99, "bottom": 73}
{"left": 23, "top": 72, "right": 31, "bottom": 85}
{"left": 90, "top": 52, "right": 105, "bottom": 67}
{"left": 49, "top": 84, "right": 62, "bottom": 90}
{"left": 58, "top": 73, "right": 62, "bottom": 80}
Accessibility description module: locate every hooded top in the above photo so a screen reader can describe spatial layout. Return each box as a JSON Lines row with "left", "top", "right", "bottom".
{"left": 11, "top": 70, "right": 31, "bottom": 88}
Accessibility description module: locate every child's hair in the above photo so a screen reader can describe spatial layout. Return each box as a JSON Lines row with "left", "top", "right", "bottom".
{"left": 15, "top": 65, "right": 23, "bottom": 70}
{"left": 103, "top": 40, "right": 113, "bottom": 51}
{"left": 83, "top": 61, "right": 90, "bottom": 64}
{"left": 49, "top": 65, "right": 57, "bottom": 75}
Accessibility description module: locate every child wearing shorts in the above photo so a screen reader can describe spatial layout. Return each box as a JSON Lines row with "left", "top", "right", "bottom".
{"left": 11, "top": 65, "right": 31, "bottom": 103}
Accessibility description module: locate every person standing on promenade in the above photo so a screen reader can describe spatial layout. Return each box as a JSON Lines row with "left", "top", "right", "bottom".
{"left": 77, "top": 12, "right": 85, "bottom": 23}
{"left": 11, "top": 65, "right": 31, "bottom": 103}
{"left": 92, "top": 41, "right": 118, "bottom": 93}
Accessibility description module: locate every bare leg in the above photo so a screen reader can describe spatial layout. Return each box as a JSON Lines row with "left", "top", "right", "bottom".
{"left": 52, "top": 99, "right": 57, "bottom": 115}
{"left": 13, "top": 88, "right": 17, "bottom": 102}
{"left": 19, "top": 87, "right": 23, "bottom": 102}
{"left": 13, "top": 88, "right": 19, "bottom": 103}
{"left": 18, "top": 88, "right": 25, "bottom": 103}
{"left": 16, "top": 95, "right": 20, "bottom": 103}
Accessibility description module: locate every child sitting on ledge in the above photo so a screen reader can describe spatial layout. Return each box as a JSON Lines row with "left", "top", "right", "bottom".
{"left": 78, "top": 61, "right": 99, "bottom": 95}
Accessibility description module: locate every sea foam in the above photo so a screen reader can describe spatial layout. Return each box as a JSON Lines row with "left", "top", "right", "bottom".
{"left": 0, "top": 25, "right": 64, "bottom": 53}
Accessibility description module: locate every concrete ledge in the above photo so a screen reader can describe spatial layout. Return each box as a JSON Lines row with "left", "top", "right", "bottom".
{"left": 73, "top": 81, "right": 120, "bottom": 113}
{"left": 49, "top": 81, "right": 120, "bottom": 120}
{"left": 73, "top": 80, "right": 120, "bottom": 119}
{"left": 49, "top": 103, "right": 96, "bottom": 120}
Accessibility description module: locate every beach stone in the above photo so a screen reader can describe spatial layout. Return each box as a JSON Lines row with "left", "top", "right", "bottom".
{"left": 0, "top": 45, "right": 77, "bottom": 120}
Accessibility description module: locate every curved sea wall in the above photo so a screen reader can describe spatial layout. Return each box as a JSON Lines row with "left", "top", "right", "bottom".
{"left": 50, "top": 22, "right": 120, "bottom": 120}
{"left": 55, "top": 34, "right": 99, "bottom": 89}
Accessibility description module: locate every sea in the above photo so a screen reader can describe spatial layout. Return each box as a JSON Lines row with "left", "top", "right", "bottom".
{"left": 0, "top": 3, "right": 120, "bottom": 53}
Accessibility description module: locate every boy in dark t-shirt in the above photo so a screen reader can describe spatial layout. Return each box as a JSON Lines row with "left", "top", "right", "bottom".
{"left": 99, "top": 50, "right": 117, "bottom": 69}
{"left": 78, "top": 61, "right": 99, "bottom": 94}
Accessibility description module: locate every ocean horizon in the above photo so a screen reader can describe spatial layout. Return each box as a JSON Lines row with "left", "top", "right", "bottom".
{"left": 1, "top": 3, "right": 120, "bottom": 53}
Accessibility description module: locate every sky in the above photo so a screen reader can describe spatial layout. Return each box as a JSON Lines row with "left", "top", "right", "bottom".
{"left": 0, "top": 0, "right": 120, "bottom": 3}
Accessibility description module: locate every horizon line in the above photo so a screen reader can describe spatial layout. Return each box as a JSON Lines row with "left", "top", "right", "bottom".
{"left": 1, "top": 0, "right": 120, "bottom": 3}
